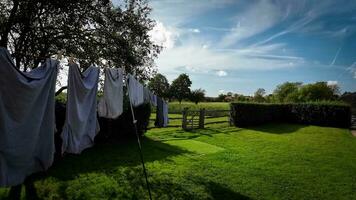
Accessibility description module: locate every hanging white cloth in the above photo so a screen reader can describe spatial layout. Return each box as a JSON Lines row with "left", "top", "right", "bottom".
{"left": 61, "top": 63, "right": 100, "bottom": 154}
{"left": 98, "top": 68, "right": 123, "bottom": 119}
{"left": 150, "top": 93, "right": 157, "bottom": 107}
{"left": 127, "top": 74, "right": 144, "bottom": 107}
{"left": 143, "top": 87, "right": 151, "bottom": 104}
{"left": 0, "top": 48, "right": 58, "bottom": 187}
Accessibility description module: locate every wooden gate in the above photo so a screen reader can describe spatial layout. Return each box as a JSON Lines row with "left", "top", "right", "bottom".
{"left": 182, "top": 108, "right": 232, "bottom": 130}
{"left": 182, "top": 108, "right": 204, "bottom": 130}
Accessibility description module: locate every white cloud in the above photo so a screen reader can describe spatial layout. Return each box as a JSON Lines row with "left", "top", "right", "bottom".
{"left": 189, "top": 28, "right": 200, "bottom": 33}
{"left": 327, "top": 80, "right": 338, "bottom": 86}
{"left": 216, "top": 70, "right": 227, "bottom": 77}
{"left": 218, "top": 89, "right": 225, "bottom": 94}
{"left": 149, "top": 21, "right": 177, "bottom": 49}
{"left": 202, "top": 44, "right": 209, "bottom": 49}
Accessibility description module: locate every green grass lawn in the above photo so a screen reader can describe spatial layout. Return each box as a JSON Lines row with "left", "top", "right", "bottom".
{"left": 1, "top": 122, "right": 355, "bottom": 199}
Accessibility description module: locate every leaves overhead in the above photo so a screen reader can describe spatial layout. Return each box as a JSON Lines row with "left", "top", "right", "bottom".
{"left": 0, "top": 0, "right": 161, "bottom": 80}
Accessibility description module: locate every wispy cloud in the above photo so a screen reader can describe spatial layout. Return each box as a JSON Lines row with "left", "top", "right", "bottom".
{"left": 252, "top": 15, "right": 315, "bottom": 47}
{"left": 219, "top": 0, "right": 283, "bottom": 48}
{"left": 155, "top": 42, "right": 304, "bottom": 78}
{"left": 348, "top": 62, "right": 356, "bottom": 79}
{"left": 330, "top": 46, "right": 342, "bottom": 66}
{"left": 149, "top": 0, "right": 236, "bottom": 26}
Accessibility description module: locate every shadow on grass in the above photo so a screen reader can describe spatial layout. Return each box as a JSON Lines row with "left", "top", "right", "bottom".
{"left": 150, "top": 125, "right": 243, "bottom": 142}
{"left": 0, "top": 137, "right": 189, "bottom": 199}
{"left": 37, "top": 137, "right": 188, "bottom": 182}
{"left": 2, "top": 133, "right": 253, "bottom": 199}
{"left": 244, "top": 123, "right": 307, "bottom": 134}
{"left": 205, "top": 181, "right": 252, "bottom": 200}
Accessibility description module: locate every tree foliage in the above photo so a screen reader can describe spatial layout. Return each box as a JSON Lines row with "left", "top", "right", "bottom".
{"left": 254, "top": 88, "right": 266, "bottom": 102}
{"left": 273, "top": 81, "right": 339, "bottom": 102}
{"left": 190, "top": 88, "right": 205, "bottom": 104}
{"left": 273, "top": 82, "right": 302, "bottom": 102}
{"left": 298, "top": 82, "right": 339, "bottom": 102}
{"left": 169, "top": 73, "right": 192, "bottom": 103}
{"left": 147, "top": 73, "right": 170, "bottom": 99}
{"left": 0, "top": 0, "right": 161, "bottom": 80}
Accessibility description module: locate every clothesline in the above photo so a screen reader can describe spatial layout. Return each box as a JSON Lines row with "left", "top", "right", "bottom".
{"left": 0, "top": 48, "right": 168, "bottom": 188}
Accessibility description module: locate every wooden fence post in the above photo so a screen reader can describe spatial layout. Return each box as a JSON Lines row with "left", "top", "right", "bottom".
{"left": 229, "top": 104, "right": 234, "bottom": 126}
{"left": 199, "top": 108, "right": 205, "bottom": 129}
{"left": 182, "top": 107, "right": 188, "bottom": 130}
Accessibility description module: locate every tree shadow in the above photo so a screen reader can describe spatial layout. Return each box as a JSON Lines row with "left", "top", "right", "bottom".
{"left": 204, "top": 181, "right": 252, "bottom": 200}
{"left": 151, "top": 125, "right": 243, "bottom": 142}
{"left": 34, "top": 137, "right": 188, "bottom": 182}
{"left": 244, "top": 123, "right": 306, "bottom": 134}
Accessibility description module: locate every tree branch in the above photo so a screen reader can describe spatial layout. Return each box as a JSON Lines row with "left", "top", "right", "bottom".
{"left": 55, "top": 86, "right": 67, "bottom": 96}
{"left": 0, "top": 0, "right": 20, "bottom": 47}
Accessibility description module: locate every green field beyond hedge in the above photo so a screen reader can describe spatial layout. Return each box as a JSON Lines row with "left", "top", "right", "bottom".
{"left": 168, "top": 102, "right": 229, "bottom": 113}
{"left": 1, "top": 122, "right": 355, "bottom": 199}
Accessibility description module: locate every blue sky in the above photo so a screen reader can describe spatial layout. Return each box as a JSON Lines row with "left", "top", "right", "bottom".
{"left": 146, "top": 0, "right": 356, "bottom": 96}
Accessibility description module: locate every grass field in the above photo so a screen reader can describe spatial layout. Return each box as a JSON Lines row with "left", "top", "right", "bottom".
{"left": 1, "top": 121, "right": 355, "bottom": 200}
{"left": 168, "top": 102, "right": 229, "bottom": 113}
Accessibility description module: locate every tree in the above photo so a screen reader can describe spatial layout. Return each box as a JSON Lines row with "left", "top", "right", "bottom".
{"left": 233, "top": 93, "right": 252, "bottom": 102}
{"left": 0, "top": 0, "right": 161, "bottom": 80}
{"left": 217, "top": 93, "right": 227, "bottom": 102}
{"left": 148, "top": 73, "right": 170, "bottom": 99}
{"left": 190, "top": 88, "right": 205, "bottom": 104}
{"left": 254, "top": 88, "right": 266, "bottom": 102}
{"left": 273, "top": 82, "right": 302, "bottom": 102}
{"left": 298, "top": 82, "right": 339, "bottom": 102}
{"left": 169, "top": 73, "right": 192, "bottom": 103}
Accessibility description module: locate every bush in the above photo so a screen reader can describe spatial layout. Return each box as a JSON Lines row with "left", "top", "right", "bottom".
{"left": 230, "top": 102, "right": 351, "bottom": 128}
{"left": 55, "top": 96, "right": 151, "bottom": 146}
{"left": 97, "top": 101, "right": 151, "bottom": 141}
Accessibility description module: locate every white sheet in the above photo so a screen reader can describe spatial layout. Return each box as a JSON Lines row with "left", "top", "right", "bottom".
{"left": 61, "top": 63, "right": 100, "bottom": 154}
{"left": 127, "top": 74, "right": 144, "bottom": 107}
{"left": 98, "top": 68, "right": 123, "bottom": 119}
{"left": 0, "top": 48, "right": 58, "bottom": 187}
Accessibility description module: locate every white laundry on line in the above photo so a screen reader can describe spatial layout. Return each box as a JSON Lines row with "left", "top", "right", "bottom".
{"left": 98, "top": 68, "right": 123, "bottom": 119}
{"left": 0, "top": 48, "right": 58, "bottom": 187}
{"left": 127, "top": 74, "right": 144, "bottom": 107}
{"left": 61, "top": 63, "right": 100, "bottom": 154}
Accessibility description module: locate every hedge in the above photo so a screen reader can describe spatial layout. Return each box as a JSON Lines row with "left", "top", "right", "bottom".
{"left": 230, "top": 102, "right": 351, "bottom": 128}
{"left": 55, "top": 97, "right": 151, "bottom": 156}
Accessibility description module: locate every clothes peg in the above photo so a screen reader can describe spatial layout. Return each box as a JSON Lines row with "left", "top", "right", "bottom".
{"left": 68, "top": 56, "right": 75, "bottom": 64}
{"left": 57, "top": 50, "right": 63, "bottom": 61}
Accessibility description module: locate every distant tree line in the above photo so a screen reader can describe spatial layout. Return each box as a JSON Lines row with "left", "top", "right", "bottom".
{"left": 217, "top": 82, "right": 354, "bottom": 107}
{"left": 149, "top": 73, "right": 355, "bottom": 108}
